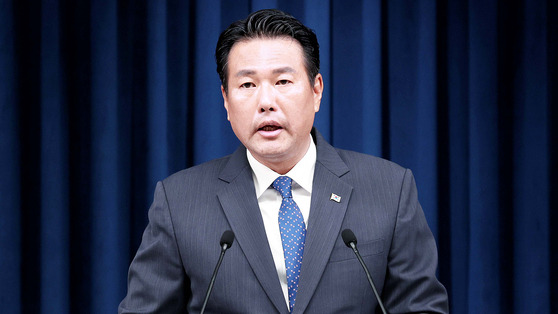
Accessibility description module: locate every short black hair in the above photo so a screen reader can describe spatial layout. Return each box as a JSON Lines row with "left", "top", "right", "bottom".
{"left": 215, "top": 9, "right": 320, "bottom": 92}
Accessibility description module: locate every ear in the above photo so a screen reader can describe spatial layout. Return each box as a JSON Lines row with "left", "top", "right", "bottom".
{"left": 312, "top": 74, "right": 324, "bottom": 113}
{"left": 221, "top": 85, "right": 230, "bottom": 121}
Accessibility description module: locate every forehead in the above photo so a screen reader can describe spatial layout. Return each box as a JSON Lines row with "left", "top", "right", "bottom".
{"left": 227, "top": 37, "right": 305, "bottom": 73}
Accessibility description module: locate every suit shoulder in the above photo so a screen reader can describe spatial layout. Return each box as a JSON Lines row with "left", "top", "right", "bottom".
{"left": 161, "top": 155, "right": 231, "bottom": 187}
{"left": 335, "top": 148, "right": 408, "bottom": 181}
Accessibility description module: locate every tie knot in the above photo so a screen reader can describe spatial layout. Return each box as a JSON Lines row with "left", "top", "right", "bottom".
{"left": 272, "top": 176, "right": 293, "bottom": 199}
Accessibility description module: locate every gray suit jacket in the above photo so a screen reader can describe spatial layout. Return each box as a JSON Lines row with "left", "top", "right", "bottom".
{"left": 119, "top": 129, "right": 448, "bottom": 313}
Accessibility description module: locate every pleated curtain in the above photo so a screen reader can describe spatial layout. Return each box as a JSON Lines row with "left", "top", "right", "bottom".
{"left": 1, "top": 0, "right": 556, "bottom": 313}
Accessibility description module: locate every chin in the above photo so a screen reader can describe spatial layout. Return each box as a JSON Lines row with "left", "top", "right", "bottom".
{"left": 256, "top": 148, "right": 287, "bottom": 159}
{"left": 252, "top": 144, "right": 290, "bottom": 160}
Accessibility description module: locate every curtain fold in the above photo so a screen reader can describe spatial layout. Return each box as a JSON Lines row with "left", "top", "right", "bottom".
{"left": 1, "top": 1, "right": 20, "bottom": 312}
{"left": 40, "top": 0, "right": 69, "bottom": 313}
{"left": 1, "top": 0, "right": 556, "bottom": 313}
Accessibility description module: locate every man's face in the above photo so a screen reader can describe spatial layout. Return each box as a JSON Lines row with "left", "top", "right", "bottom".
{"left": 222, "top": 37, "right": 323, "bottom": 174}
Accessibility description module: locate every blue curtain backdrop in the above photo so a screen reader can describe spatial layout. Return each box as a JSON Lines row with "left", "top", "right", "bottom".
{"left": 1, "top": 0, "right": 556, "bottom": 313}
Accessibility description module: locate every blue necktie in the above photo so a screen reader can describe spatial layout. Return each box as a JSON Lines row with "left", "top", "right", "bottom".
{"left": 272, "top": 176, "right": 306, "bottom": 312}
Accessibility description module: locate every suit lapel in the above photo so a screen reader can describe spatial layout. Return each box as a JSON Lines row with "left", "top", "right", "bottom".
{"left": 217, "top": 146, "right": 288, "bottom": 314}
{"left": 293, "top": 130, "right": 353, "bottom": 314}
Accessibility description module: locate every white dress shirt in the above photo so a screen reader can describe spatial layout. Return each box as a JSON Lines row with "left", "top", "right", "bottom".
{"left": 246, "top": 134, "right": 316, "bottom": 307}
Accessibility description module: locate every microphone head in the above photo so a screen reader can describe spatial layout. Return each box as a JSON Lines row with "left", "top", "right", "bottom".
{"left": 220, "top": 230, "right": 235, "bottom": 248}
{"left": 341, "top": 229, "right": 357, "bottom": 247}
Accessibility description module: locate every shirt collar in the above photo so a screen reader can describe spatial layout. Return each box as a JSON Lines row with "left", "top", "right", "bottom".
{"left": 247, "top": 134, "right": 316, "bottom": 198}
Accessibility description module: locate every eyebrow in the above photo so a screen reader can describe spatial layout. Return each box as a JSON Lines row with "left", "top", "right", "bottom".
{"left": 234, "top": 67, "right": 296, "bottom": 77}
{"left": 235, "top": 69, "right": 256, "bottom": 77}
{"left": 272, "top": 67, "right": 296, "bottom": 74}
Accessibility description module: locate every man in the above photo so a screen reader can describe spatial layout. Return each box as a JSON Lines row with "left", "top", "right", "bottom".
{"left": 119, "top": 9, "right": 448, "bottom": 313}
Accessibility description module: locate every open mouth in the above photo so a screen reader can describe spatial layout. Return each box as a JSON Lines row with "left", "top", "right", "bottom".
{"left": 259, "top": 125, "right": 282, "bottom": 132}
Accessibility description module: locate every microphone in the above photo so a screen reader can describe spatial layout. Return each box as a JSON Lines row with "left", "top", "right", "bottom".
{"left": 341, "top": 229, "right": 388, "bottom": 314}
{"left": 200, "top": 230, "right": 235, "bottom": 314}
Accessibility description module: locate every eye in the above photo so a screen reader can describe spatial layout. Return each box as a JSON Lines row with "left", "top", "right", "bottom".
{"left": 240, "top": 82, "right": 255, "bottom": 89}
{"left": 276, "top": 79, "right": 291, "bottom": 86}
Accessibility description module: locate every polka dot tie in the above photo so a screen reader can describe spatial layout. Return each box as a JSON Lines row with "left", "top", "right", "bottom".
{"left": 272, "top": 176, "right": 306, "bottom": 313}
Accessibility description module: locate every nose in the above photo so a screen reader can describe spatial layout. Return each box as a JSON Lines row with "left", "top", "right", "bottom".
{"left": 257, "top": 83, "right": 276, "bottom": 113}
